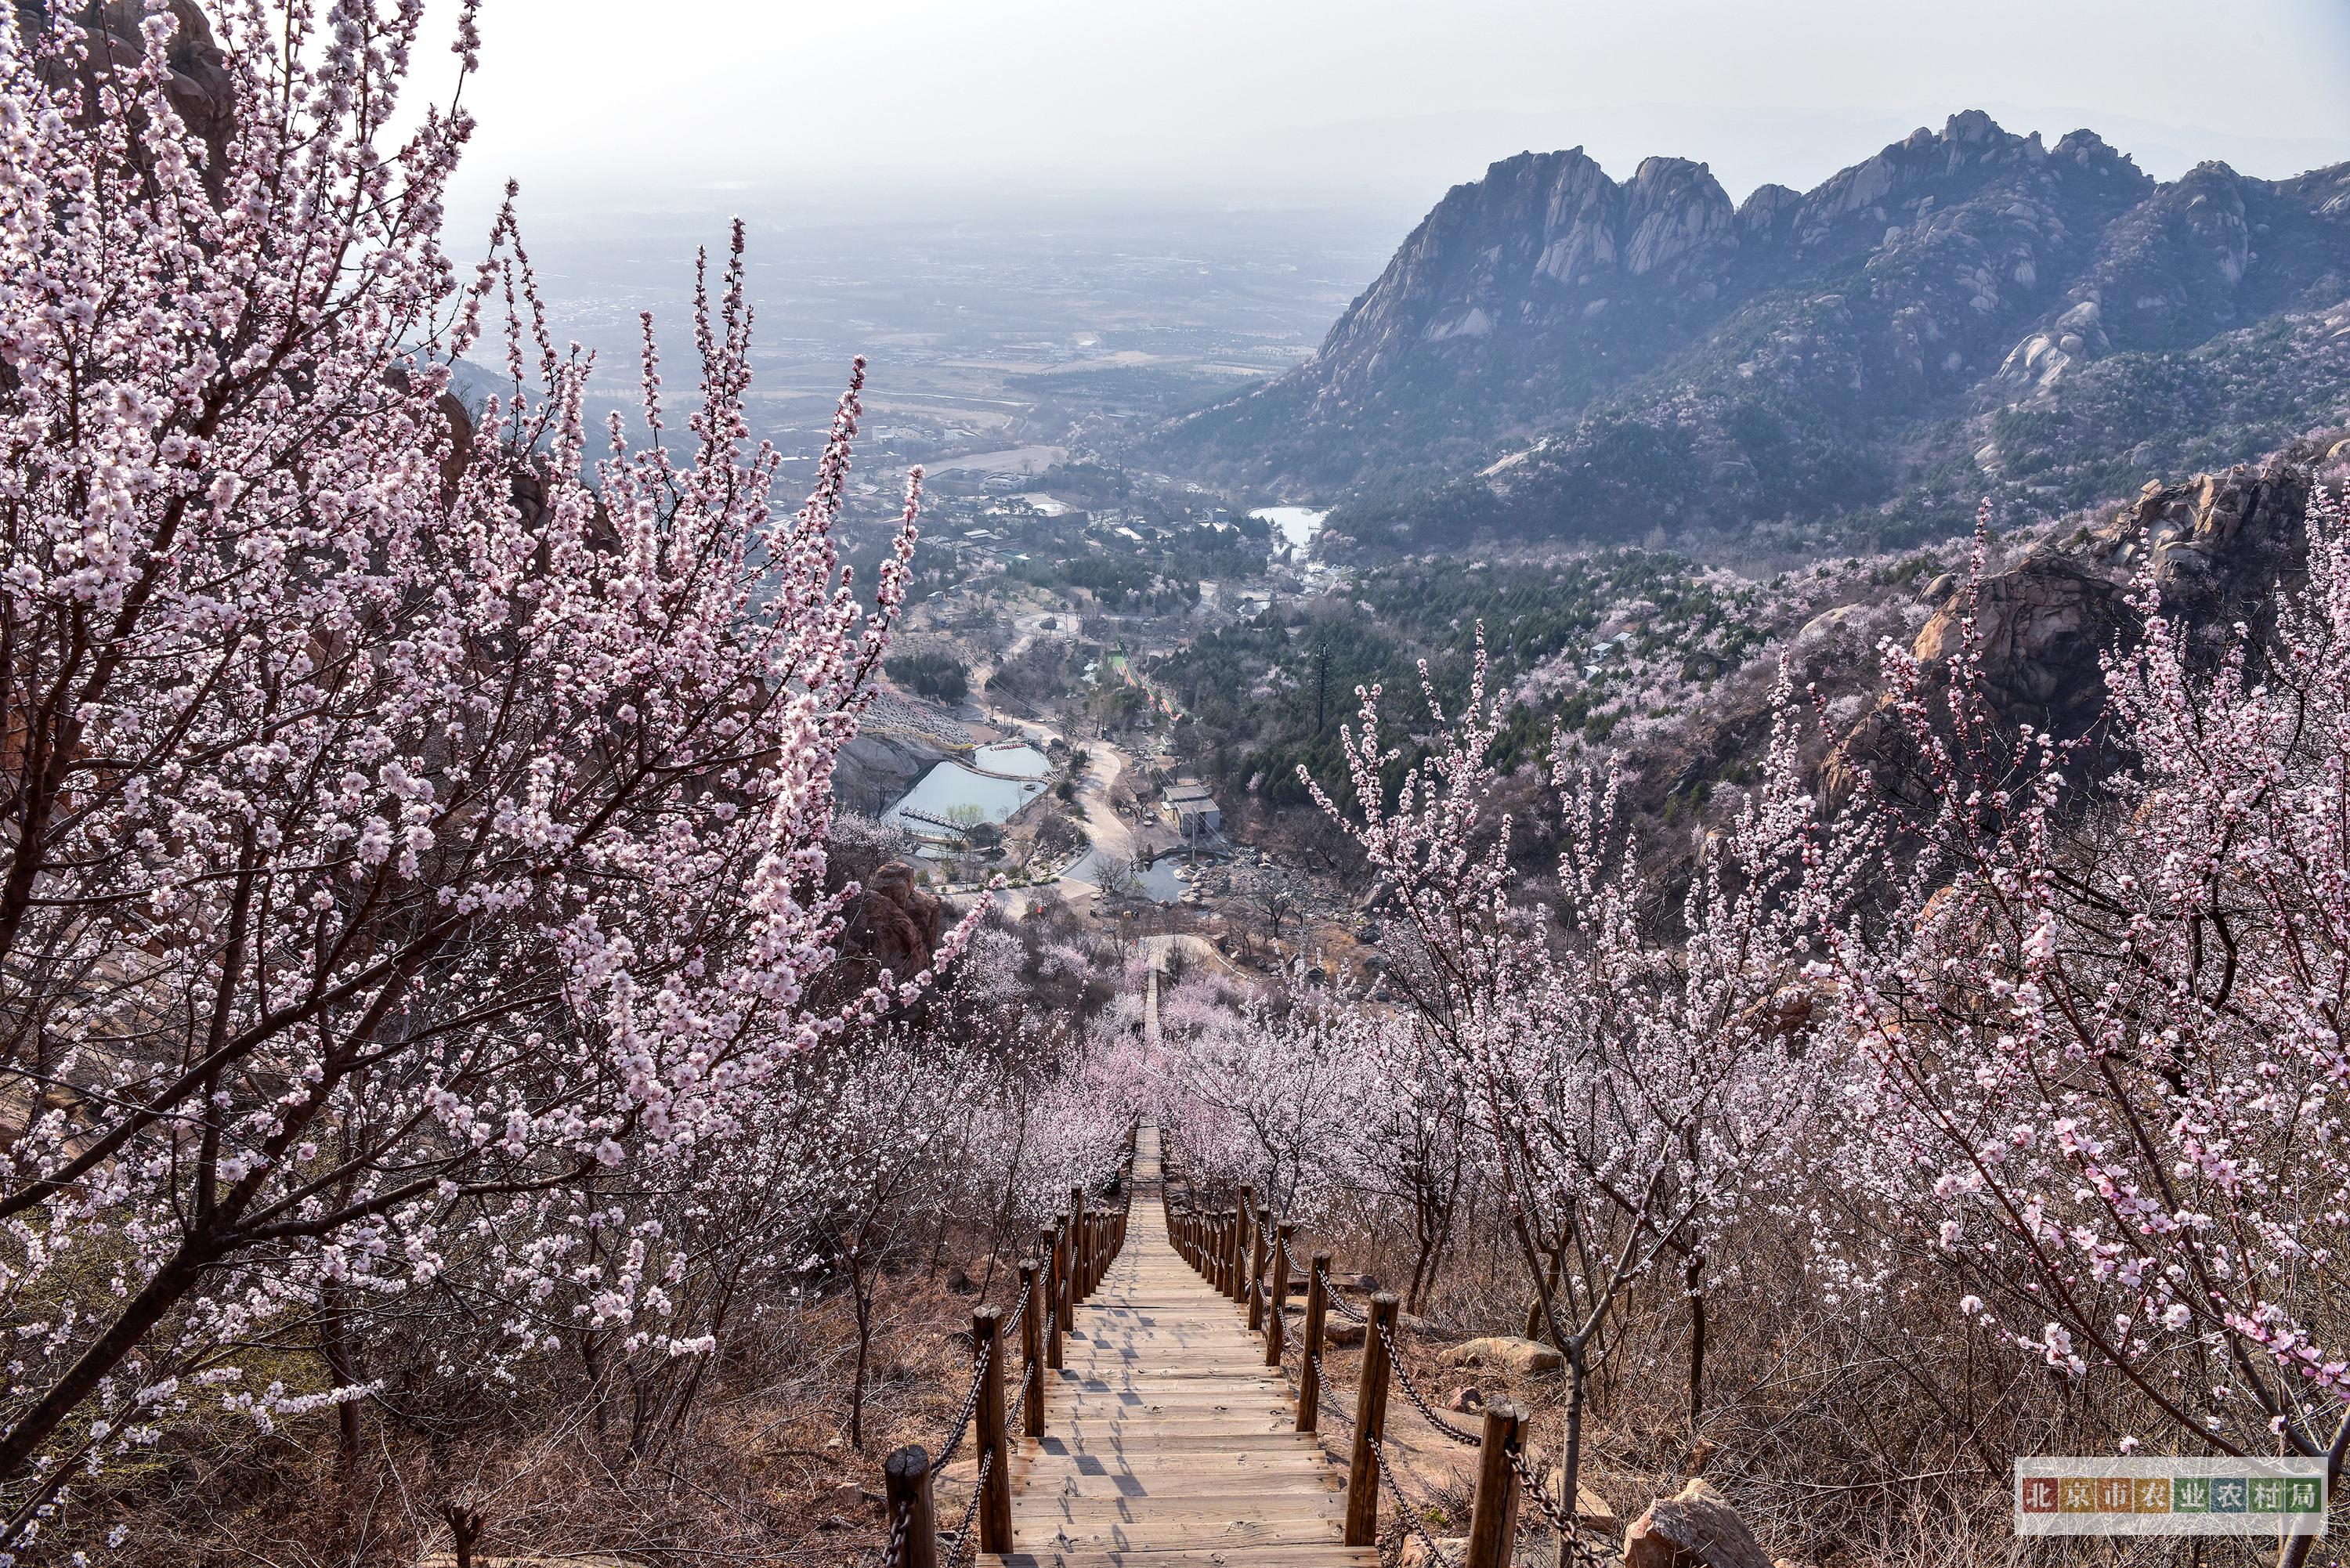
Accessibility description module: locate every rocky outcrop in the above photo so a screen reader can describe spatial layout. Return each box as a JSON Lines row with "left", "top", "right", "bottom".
{"left": 1905, "top": 450, "right": 2312, "bottom": 736}
{"left": 1826, "top": 450, "right": 2316, "bottom": 802}
{"left": 844, "top": 861, "right": 942, "bottom": 985}
{"left": 1908, "top": 555, "right": 2131, "bottom": 735}
{"left": 32, "top": 2, "right": 236, "bottom": 192}
{"left": 1398, "top": 1536, "right": 1469, "bottom": 1568}
{"left": 1439, "top": 1335, "right": 1564, "bottom": 1375}
{"left": 2073, "top": 454, "right": 2312, "bottom": 620}
{"left": 1622, "top": 1479, "right": 1774, "bottom": 1568}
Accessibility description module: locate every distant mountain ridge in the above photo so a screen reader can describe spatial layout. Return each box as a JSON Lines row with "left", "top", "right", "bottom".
{"left": 1143, "top": 112, "right": 2350, "bottom": 555}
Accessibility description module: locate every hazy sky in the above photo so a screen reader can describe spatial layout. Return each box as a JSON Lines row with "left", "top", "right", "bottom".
{"left": 439, "top": 0, "right": 2350, "bottom": 224}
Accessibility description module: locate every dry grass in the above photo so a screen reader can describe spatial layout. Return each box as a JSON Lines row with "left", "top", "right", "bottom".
{"left": 1242, "top": 1213, "right": 2322, "bottom": 1568}
{"left": 96, "top": 1252, "right": 1025, "bottom": 1568}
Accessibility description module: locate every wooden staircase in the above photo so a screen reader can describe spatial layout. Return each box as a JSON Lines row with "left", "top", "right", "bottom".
{"left": 982, "top": 1122, "right": 1376, "bottom": 1567}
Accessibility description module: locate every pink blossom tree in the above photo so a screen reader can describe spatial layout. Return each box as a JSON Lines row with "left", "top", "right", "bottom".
{"left": 1817, "top": 500, "right": 2350, "bottom": 1566}
{"left": 0, "top": 0, "right": 976, "bottom": 1539}
{"left": 1309, "top": 637, "right": 1842, "bottom": 1540}
{"left": 1158, "top": 959, "right": 1386, "bottom": 1222}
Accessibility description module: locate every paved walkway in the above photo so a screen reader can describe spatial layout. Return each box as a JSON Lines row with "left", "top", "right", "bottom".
{"left": 982, "top": 1123, "right": 1374, "bottom": 1567}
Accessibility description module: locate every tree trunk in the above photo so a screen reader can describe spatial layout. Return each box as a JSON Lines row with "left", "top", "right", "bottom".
{"left": 850, "top": 1272, "right": 876, "bottom": 1451}
{"left": 1554, "top": 1342, "right": 1588, "bottom": 1568}
{"left": 2280, "top": 1415, "right": 2350, "bottom": 1568}
{"left": 317, "top": 1281, "right": 363, "bottom": 1490}
{"left": 0, "top": 1239, "right": 208, "bottom": 1484}
{"left": 1685, "top": 1248, "right": 1707, "bottom": 1425}
{"left": 1524, "top": 1239, "right": 1564, "bottom": 1342}
{"left": 443, "top": 1502, "right": 486, "bottom": 1568}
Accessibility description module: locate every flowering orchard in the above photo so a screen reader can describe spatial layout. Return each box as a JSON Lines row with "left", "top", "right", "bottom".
{"left": 1289, "top": 640, "right": 1849, "bottom": 1519}
{"left": 1812, "top": 500, "right": 2350, "bottom": 1546}
{"left": 1138, "top": 501, "right": 2350, "bottom": 1561}
{"left": 0, "top": 2, "right": 1162, "bottom": 1554}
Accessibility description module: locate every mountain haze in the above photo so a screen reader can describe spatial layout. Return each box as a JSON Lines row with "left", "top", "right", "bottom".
{"left": 1146, "top": 112, "right": 2350, "bottom": 554}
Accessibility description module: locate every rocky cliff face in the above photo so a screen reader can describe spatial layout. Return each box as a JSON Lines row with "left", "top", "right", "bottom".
{"left": 1146, "top": 114, "right": 2350, "bottom": 559}
{"left": 1905, "top": 451, "right": 2313, "bottom": 732}
{"left": 842, "top": 862, "right": 942, "bottom": 989}
{"left": 1821, "top": 447, "right": 2320, "bottom": 805}
{"left": 28, "top": 2, "right": 236, "bottom": 191}
{"left": 1304, "top": 147, "right": 1742, "bottom": 408}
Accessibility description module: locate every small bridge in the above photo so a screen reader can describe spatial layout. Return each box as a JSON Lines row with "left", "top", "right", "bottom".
{"left": 884, "top": 1122, "right": 1558, "bottom": 1568}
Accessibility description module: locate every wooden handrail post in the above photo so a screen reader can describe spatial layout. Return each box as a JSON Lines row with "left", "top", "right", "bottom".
{"left": 1247, "top": 1213, "right": 1270, "bottom": 1331}
{"left": 973, "top": 1306, "right": 1011, "bottom": 1554}
{"left": 1266, "top": 1222, "right": 1295, "bottom": 1367}
{"left": 1462, "top": 1403, "right": 1526, "bottom": 1568}
{"left": 1231, "top": 1187, "right": 1255, "bottom": 1304}
{"left": 1342, "top": 1294, "right": 1400, "bottom": 1547}
{"left": 1051, "top": 1213, "right": 1072, "bottom": 1366}
{"left": 1218, "top": 1211, "right": 1237, "bottom": 1296}
{"left": 884, "top": 1444, "right": 940, "bottom": 1568}
{"left": 1043, "top": 1222, "right": 1072, "bottom": 1372}
{"left": 1018, "top": 1261, "right": 1044, "bottom": 1440}
{"left": 1069, "top": 1186, "right": 1088, "bottom": 1300}
{"left": 1297, "top": 1249, "right": 1330, "bottom": 1433}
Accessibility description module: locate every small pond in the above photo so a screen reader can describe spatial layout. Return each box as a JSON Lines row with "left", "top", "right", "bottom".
{"left": 1250, "top": 506, "right": 1328, "bottom": 551}
{"left": 884, "top": 761, "right": 1043, "bottom": 838}
{"left": 970, "top": 742, "right": 1051, "bottom": 779}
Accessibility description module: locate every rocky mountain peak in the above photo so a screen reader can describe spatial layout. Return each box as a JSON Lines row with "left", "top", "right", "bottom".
{"left": 1621, "top": 157, "right": 1736, "bottom": 276}
{"left": 1145, "top": 112, "right": 2350, "bottom": 558}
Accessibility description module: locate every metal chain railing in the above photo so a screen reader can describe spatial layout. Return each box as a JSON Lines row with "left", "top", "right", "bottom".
{"left": 1320, "top": 1264, "right": 1368, "bottom": 1324}
{"left": 1000, "top": 1270, "right": 1035, "bottom": 1343}
{"left": 942, "top": 1447, "right": 992, "bottom": 1568}
{"left": 876, "top": 1125, "right": 1144, "bottom": 1568}
{"left": 1003, "top": 1374, "right": 1029, "bottom": 1437}
{"left": 927, "top": 1342, "right": 989, "bottom": 1472}
{"left": 880, "top": 1496, "right": 912, "bottom": 1568}
{"left": 1379, "top": 1317, "right": 1483, "bottom": 1447}
{"left": 1164, "top": 1131, "right": 1598, "bottom": 1568}
{"left": 1509, "top": 1443, "right": 1611, "bottom": 1566}
{"left": 1308, "top": 1349, "right": 1354, "bottom": 1429}
{"left": 1369, "top": 1432, "right": 1459, "bottom": 1568}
